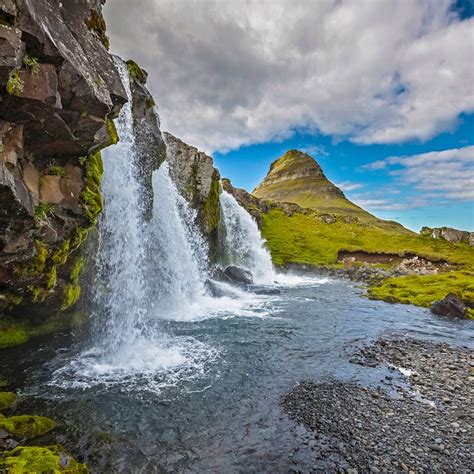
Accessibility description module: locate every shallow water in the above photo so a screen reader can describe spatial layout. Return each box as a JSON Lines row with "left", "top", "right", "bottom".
{"left": 1, "top": 277, "right": 472, "bottom": 473}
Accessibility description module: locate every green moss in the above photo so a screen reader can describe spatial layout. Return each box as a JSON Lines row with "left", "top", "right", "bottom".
{"left": 105, "top": 117, "right": 119, "bottom": 145}
{"left": 1, "top": 445, "right": 88, "bottom": 473}
{"left": 22, "top": 54, "right": 40, "bottom": 74}
{"left": 80, "top": 151, "right": 104, "bottom": 224}
{"left": 70, "top": 227, "right": 89, "bottom": 250}
{"left": 368, "top": 271, "right": 474, "bottom": 311}
{"left": 0, "top": 325, "right": 28, "bottom": 349}
{"left": 203, "top": 173, "right": 221, "bottom": 233}
{"left": 84, "top": 8, "right": 109, "bottom": 49}
{"left": 126, "top": 59, "right": 148, "bottom": 83}
{"left": 61, "top": 284, "right": 81, "bottom": 311}
{"left": 70, "top": 257, "right": 84, "bottom": 285}
{"left": 0, "top": 313, "right": 87, "bottom": 349}
{"left": 46, "top": 165, "right": 65, "bottom": 176}
{"left": 6, "top": 70, "right": 24, "bottom": 96}
{"left": 51, "top": 239, "right": 70, "bottom": 265}
{"left": 0, "top": 415, "right": 55, "bottom": 439}
{"left": 0, "top": 392, "right": 16, "bottom": 410}
{"left": 32, "top": 240, "right": 49, "bottom": 273}
{"left": 45, "top": 265, "right": 57, "bottom": 290}
{"left": 35, "top": 203, "right": 54, "bottom": 220}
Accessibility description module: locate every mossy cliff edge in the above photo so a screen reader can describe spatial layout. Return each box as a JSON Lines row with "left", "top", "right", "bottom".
{"left": 0, "top": 0, "right": 127, "bottom": 343}
{"left": 223, "top": 151, "right": 474, "bottom": 318}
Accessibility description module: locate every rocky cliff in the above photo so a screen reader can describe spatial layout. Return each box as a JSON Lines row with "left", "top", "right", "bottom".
{"left": 421, "top": 226, "right": 473, "bottom": 246}
{"left": 0, "top": 0, "right": 126, "bottom": 327}
{"left": 164, "top": 133, "right": 221, "bottom": 245}
{"left": 127, "top": 60, "right": 167, "bottom": 219}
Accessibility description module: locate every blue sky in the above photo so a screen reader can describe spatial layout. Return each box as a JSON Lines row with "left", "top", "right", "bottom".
{"left": 105, "top": 0, "right": 474, "bottom": 232}
{"left": 215, "top": 113, "right": 474, "bottom": 232}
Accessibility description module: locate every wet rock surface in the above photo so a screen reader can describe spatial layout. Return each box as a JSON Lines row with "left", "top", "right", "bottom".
{"left": 223, "top": 265, "right": 253, "bottom": 284}
{"left": 282, "top": 338, "right": 473, "bottom": 473}
{"left": 431, "top": 293, "right": 467, "bottom": 318}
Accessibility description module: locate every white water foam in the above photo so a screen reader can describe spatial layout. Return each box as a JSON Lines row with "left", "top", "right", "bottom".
{"left": 220, "top": 191, "right": 276, "bottom": 284}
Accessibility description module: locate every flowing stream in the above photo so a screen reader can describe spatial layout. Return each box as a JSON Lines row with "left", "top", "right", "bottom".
{"left": 0, "top": 61, "right": 473, "bottom": 472}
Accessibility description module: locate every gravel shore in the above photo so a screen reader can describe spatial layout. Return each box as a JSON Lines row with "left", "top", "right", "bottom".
{"left": 281, "top": 338, "right": 473, "bottom": 473}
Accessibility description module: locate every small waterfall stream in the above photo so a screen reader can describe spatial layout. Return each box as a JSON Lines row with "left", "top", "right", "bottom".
{"left": 220, "top": 190, "right": 276, "bottom": 284}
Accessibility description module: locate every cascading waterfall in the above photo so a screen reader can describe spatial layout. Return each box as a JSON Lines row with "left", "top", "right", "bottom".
{"left": 220, "top": 191, "right": 276, "bottom": 284}
{"left": 92, "top": 58, "right": 149, "bottom": 354}
{"left": 53, "top": 61, "right": 271, "bottom": 388}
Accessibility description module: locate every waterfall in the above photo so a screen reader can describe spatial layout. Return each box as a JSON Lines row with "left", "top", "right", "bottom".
{"left": 92, "top": 58, "right": 149, "bottom": 354}
{"left": 52, "top": 61, "right": 275, "bottom": 389}
{"left": 220, "top": 191, "right": 276, "bottom": 285}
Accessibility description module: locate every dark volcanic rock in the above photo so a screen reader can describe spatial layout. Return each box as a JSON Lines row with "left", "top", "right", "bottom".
{"left": 0, "top": 0, "right": 126, "bottom": 320}
{"left": 431, "top": 293, "right": 467, "bottom": 318}
{"left": 224, "top": 266, "right": 253, "bottom": 284}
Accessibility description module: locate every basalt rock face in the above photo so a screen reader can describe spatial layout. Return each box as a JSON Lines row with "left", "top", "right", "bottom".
{"left": 0, "top": 0, "right": 126, "bottom": 321}
{"left": 127, "top": 60, "right": 166, "bottom": 219}
{"left": 164, "top": 133, "right": 221, "bottom": 242}
{"left": 421, "top": 226, "right": 474, "bottom": 246}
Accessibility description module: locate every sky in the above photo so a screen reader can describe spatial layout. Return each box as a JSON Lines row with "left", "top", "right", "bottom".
{"left": 104, "top": 0, "right": 474, "bottom": 232}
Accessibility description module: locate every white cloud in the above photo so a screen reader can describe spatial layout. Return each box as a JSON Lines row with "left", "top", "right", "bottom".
{"left": 104, "top": 0, "right": 474, "bottom": 154}
{"left": 363, "top": 145, "right": 474, "bottom": 200}
{"left": 352, "top": 198, "right": 428, "bottom": 211}
{"left": 335, "top": 181, "right": 363, "bottom": 192}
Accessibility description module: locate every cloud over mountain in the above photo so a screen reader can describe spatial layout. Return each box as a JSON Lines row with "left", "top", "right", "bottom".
{"left": 104, "top": 0, "right": 474, "bottom": 154}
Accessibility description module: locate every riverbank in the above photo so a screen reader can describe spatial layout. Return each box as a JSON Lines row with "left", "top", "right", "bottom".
{"left": 282, "top": 337, "right": 473, "bottom": 473}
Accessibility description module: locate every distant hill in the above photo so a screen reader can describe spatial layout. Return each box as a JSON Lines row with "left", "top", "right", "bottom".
{"left": 252, "top": 150, "right": 410, "bottom": 233}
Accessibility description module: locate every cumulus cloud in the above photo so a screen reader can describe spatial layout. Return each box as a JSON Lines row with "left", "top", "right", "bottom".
{"left": 335, "top": 181, "right": 363, "bottom": 192}
{"left": 104, "top": 0, "right": 474, "bottom": 154}
{"left": 363, "top": 145, "right": 474, "bottom": 200}
{"left": 351, "top": 198, "right": 428, "bottom": 212}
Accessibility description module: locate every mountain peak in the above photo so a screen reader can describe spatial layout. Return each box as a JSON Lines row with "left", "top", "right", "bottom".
{"left": 252, "top": 149, "right": 346, "bottom": 206}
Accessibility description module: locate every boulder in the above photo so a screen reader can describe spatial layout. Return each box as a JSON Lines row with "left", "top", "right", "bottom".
{"left": 431, "top": 294, "right": 467, "bottom": 318}
{"left": 224, "top": 266, "right": 254, "bottom": 284}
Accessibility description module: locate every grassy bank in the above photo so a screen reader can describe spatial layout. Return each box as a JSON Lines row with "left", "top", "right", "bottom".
{"left": 260, "top": 209, "right": 474, "bottom": 315}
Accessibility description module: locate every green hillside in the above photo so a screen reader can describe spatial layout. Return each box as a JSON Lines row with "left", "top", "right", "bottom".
{"left": 252, "top": 150, "right": 408, "bottom": 233}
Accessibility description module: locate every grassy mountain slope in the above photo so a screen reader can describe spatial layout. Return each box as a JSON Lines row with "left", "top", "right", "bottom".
{"left": 241, "top": 150, "right": 474, "bottom": 316}
{"left": 253, "top": 150, "right": 408, "bottom": 233}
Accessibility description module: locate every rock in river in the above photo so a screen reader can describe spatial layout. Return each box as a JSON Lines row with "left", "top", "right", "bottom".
{"left": 224, "top": 266, "right": 253, "bottom": 284}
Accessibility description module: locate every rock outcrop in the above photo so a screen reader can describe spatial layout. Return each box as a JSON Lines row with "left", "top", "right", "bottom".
{"left": 421, "top": 227, "right": 474, "bottom": 246}
{"left": 0, "top": 0, "right": 126, "bottom": 321}
{"left": 164, "top": 133, "right": 221, "bottom": 241}
{"left": 127, "top": 60, "right": 166, "bottom": 219}
{"left": 431, "top": 293, "right": 467, "bottom": 318}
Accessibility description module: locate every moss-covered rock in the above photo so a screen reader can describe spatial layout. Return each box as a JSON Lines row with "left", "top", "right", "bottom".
{"left": 1, "top": 445, "right": 88, "bottom": 473}
{"left": 0, "top": 415, "right": 55, "bottom": 440}
{"left": 0, "top": 312, "right": 87, "bottom": 349}
{"left": 203, "top": 172, "right": 221, "bottom": 234}
{"left": 0, "top": 392, "right": 16, "bottom": 410}
{"left": 126, "top": 59, "right": 148, "bottom": 83}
